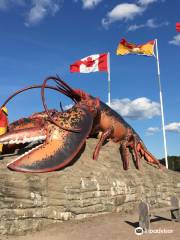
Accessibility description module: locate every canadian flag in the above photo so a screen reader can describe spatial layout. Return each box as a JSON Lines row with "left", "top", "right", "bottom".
{"left": 70, "top": 53, "right": 108, "bottom": 73}
{"left": 176, "top": 22, "right": 180, "bottom": 32}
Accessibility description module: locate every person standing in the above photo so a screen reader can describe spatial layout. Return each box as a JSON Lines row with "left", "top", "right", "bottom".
{"left": 0, "top": 106, "right": 8, "bottom": 158}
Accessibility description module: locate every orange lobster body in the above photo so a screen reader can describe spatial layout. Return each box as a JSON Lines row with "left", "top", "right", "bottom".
{"left": 0, "top": 76, "right": 161, "bottom": 172}
{"left": 74, "top": 91, "right": 161, "bottom": 170}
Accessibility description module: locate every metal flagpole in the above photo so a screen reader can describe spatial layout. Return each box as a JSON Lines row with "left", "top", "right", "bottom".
{"left": 107, "top": 52, "right": 111, "bottom": 106}
{"left": 155, "top": 39, "right": 168, "bottom": 169}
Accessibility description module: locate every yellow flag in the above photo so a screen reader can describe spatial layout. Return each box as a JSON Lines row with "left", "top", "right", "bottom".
{"left": 116, "top": 38, "right": 155, "bottom": 56}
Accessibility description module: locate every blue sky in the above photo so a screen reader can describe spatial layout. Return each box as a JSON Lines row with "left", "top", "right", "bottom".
{"left": 0, "top": 0, "right": 180, "bottom": 159}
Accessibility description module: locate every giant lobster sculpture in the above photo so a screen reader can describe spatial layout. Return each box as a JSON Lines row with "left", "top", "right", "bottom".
{"left": 0, "top": 76, "right": 161, "bottom": 173}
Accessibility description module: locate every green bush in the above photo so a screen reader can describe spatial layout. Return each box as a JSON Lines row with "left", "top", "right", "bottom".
{"left": 159, "top": 156, "right": 180, "bottom": 171}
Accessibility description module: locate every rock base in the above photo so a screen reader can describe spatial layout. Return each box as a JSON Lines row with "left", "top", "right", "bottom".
{"left": 0, "top": 139, "right": 179, "bottom": 235}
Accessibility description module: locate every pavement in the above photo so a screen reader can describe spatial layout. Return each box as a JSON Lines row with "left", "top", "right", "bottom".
{"left": 1, "top": 211, "right": 179, "bottom": 240}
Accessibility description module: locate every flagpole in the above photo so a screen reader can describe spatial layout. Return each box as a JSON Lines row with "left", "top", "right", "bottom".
{"left": 107, "top": 52, "right": 111, "bottom": 106}
{"left": 155, "top": 39, "right": 168, "bottom": 169}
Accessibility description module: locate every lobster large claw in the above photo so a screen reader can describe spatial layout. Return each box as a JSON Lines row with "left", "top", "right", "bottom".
{"left": 0, "top": 107, "right": 93, "bottom": 173}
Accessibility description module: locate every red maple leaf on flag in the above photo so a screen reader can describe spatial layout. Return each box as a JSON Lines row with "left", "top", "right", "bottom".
{"left": 81, "top": 57, "right": 95, "bottom": 67}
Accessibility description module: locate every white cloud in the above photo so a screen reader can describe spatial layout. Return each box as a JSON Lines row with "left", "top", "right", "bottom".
{"left": 165, "top": 122, "right": 180, "bottom": 133}
{"left": 78, "top": 0, "right": 103, "bottom": 9}
{"left": 137, "top": 0, "right": 158, "bottom": 6}
{"left": 146, "top": 122, "right": 180, "bottom": 136}
{"left": 102, "top": 0, "right": 165, "bottom": 28}
{"left": 169, "top": 34, "right": 180, "bottom": 46}
{"left": 146, "top": 127, "right": 160, "bottom": 135}
{"left": 25, "top": 0, "right": 62, "bottom": 26}
{"left": 128, "top": 18, "right": 169, "bottom": 31}
{"left": 0, "top": 0, "right": 25, "bottom": 10}
{"left": 64, "top": 104, "right": 73, "bottom": 110}
{"left": 146, "top": 18, "right": 157, "bottom": 27}
{"left": 0, "top": 0, "right": 7, "bottom": 10}
{"left": 0, "top": 0, "right": 62, "bottom": 26}
{"left": 102, "top": 3, "right": 144, "bottom": 28}
{"left": 110, "top": 97, "right": 160, "bottom": 120}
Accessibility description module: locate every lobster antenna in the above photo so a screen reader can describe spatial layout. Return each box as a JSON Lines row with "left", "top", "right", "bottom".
{"left": 54, "top": 76, "right": 77, "bottom": 102}
{"left": 0, "top": 85, "right": 69, "bottom": 109}
{"left": 55, "top": 83, "right": 76, "bottom": 102}
{"left": 59, "top": 101, "right": 64, "bottom": 112}
{"left": 56, "top": 75, "right": 75, "bottom": 93}
{"left": 41, "top": 76, "right": 81, "bottom": 133}
{"left": 55, "top": 75, "right": 80, "bottom": 101}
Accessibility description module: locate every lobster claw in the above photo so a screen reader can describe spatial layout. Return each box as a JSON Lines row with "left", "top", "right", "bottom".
{"left": 0, "top": 107, "right": 94, "bottom": 173}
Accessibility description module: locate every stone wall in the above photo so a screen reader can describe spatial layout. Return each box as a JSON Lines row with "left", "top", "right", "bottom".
{"left": 0, "top": 139, "right": 179, "bottom": 235}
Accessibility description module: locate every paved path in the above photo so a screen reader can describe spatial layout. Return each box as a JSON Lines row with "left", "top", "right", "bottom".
{"left": 1, "top": 212, "right": 179, "bottom": 240}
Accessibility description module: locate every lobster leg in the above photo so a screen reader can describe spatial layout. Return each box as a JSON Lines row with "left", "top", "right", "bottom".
{"left": 119, "top": 129, "right": 161, "bottom": 170}
{"left": 137, "top": 142, "right": 162, "bottom": 169}
{"left": 120, "top": 139, "right": 131, "bottom": 170}
{"left": 120, "top": 130, "right": 141, "bottom": 170}
{"left": 93, "top": 127, "right": 114, "bottom": 160}
{"left": 120, "top": 129, "right": 136, "bottom": 170}
{"left": 132, "top": 134, "right": 141, "bottom": 169}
